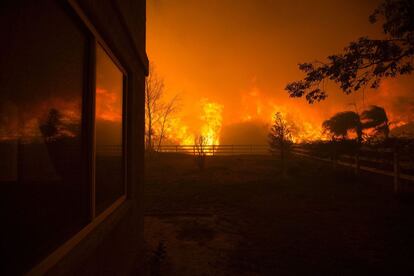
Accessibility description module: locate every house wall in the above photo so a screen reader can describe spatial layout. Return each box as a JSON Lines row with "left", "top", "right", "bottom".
{"left": 0, "top": 0, "right": 147, "bottom": 273}
{"left": 45, "top": 1, "right": 147, "bottom": 275}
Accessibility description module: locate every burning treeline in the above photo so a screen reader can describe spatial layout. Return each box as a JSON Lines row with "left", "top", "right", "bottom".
{"left": 145, "top": 66, "right": 332, "bottom": 148}
{"left": 146, "top": 98, "right": 224, "bottom": 148}
{"left": 144, "top": 93, "right": 329, "bottom": 147}
{"left": 145, "top": 87, "right": 412, "bottom": 149}
{"left": 145, "top": 64, "right": 413, "bottom": 149}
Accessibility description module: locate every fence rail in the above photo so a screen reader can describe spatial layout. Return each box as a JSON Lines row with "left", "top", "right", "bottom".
{"left": 157, "top": 143, "right": 414, "bottom": 191}
{"left": 290, "top": 144, "right": 414, "bottom": 192}
{"left": 157, "top": 144, "right": 270, "bottom": 155}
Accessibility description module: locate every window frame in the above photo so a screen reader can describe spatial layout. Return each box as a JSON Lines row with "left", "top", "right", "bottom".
{"left": 92, "top": 41, "right": 128, "bottom": 217}
{"left": 28, "top": 1, "right": 129, "bottom": 274}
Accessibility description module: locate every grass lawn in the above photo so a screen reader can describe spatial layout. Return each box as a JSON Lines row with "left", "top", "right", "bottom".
{"left": 144, "top": 153, "right": 414, "bottom": 276}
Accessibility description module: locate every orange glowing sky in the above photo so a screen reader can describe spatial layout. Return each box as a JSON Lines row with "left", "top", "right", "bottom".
{"left": 147, "top": 0, "right": 414, "bottom": 144}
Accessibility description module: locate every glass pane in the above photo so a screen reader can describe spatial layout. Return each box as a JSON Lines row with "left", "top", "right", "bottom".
{"left": 0, "top": 1, "right": 89, "bottom": 274}
{"left": 95, "top": 44, "right": 124, "bottom": 215}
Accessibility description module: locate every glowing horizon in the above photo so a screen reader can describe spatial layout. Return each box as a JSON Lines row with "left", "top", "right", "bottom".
{"left": 147, "top": 0, "right": 414, "bottom": 145}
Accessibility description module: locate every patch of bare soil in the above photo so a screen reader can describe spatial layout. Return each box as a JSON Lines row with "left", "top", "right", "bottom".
{"left": 144, "top": 154, "right": 414, "bottom": 275}
{"left": 144, "top": 214, "right": 244, "bottom": 276}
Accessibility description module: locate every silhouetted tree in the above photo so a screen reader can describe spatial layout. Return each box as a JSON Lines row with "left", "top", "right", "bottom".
{"left": 145, "top": 64, "right": 180, "bottom": 152}
{"left": 322, "top": 111, "right": 362, "bottom": 142}
{"left": 286, "top": 0, "right": 414, "bottom": 103}
{"left": 156, "top": 95, "right": 180, "bottom": 151}
{"left": 323, "top": 106, "right": 390, "bottom": 144}
{"left": 361, "top": 105, "right": 390, "bottom": 139}
{"left": 268, "top": 112, "right": 295, "bottom": 176}
{"left": 145, "top": 64, "right": 164, "bottom": 151}
{"left": 194, "top": 135, "right": 207, "bottom": 170}
{"left": 39, "top": 108, "right": 62, "bottom": 142}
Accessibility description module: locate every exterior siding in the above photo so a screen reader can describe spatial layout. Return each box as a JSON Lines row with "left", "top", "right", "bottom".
{"left": 46, "top": 1, "right": 147, "bottom": 274}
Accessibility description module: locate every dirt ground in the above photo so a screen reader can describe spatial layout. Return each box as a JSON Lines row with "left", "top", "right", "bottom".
{"left": 144, "top": 154, "right": 414, "bottom": 276}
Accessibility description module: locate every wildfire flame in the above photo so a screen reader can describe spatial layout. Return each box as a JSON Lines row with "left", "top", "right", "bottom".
{"left": 0, "top": 98, "right": 82, "bottom": 142}
{"left": 154, "top": 82, "right": 410, "bottom": 145}
{"left": 200, "top": 99, "right": 223, "bottom": 145}
{"left": 269, "top": 108, "right": 329, "bottom": 143}
{"left": 156, "top": 99, "right": 223, "bottom": 147}
{"left": 161, "top": 95, "right": 328, "bottom": 146}
{"left": 164, "top": 117, "right": 195, "bottom": 145}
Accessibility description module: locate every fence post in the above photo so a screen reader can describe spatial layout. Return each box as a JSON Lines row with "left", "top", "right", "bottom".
{"left": 393, "top": 145, "right": 400, "bottom": 194}
{"left": 193, "top": 145, "right": 195, "bottom": 156}
{"left": 175, "top": 145, "right": 178, "bottom": 153}
{"left": 232, "top": 145, "right": 234, "bottom": 155}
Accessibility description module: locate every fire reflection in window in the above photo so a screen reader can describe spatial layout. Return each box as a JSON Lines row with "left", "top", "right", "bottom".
{"left": 95, "top": 44, "right": 124, "bottom": 215}
{"left": 0, "top": 1, "right": 88, "bottom": 274}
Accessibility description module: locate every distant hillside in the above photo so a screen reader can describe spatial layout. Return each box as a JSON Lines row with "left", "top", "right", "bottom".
{"left": 391, "top": 122, "right": 414, "bottom": 138}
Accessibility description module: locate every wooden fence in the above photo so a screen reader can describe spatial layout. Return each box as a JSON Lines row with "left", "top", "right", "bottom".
{"left": 291, "top": 144, "right": 414, "bottom": 193}
{"left": 157, "top": 143, "right": 414, "bottom": 192}
{"left": 157, "top": 144, "right": 270, "bottom": 155}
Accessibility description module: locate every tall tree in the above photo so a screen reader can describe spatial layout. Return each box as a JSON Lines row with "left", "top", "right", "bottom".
{"left": 156, "top": 95, "right": 180, "bottom": 151}
{"left": 194, "top": 135, "right": 207, "bottom": 170}
{"left": 286, "top": 0, "right": 414, "bottom": 103}
{"left": 323, "top": 106, "right": 390, "bottom": 143}
{"left": 361, "top": 105, "right": 390, "bottom": 139}
{"left": 39, "top": 108, "right": 62, "bottom": 142}
{"left": 145, "top": 64, "right": 179, "bottom": 151}
{"left": 268, "top": 112, "right": 295, "bottom": 175}
{"left": 145, "top": 64, "right": 164, "bottom": 151}
{"left": 322, "top": 111, "right": 362, "bottom": 142}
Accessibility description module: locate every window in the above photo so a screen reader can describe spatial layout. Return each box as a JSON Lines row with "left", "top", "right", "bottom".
{"left": 0, "top": 1, "right": 127, "bottom": 274}
{"left": 0, "top": 1, "right": 89, "bottom": 274}
{"left": 95, "top": 44, "right": 126, "bottom": 215}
